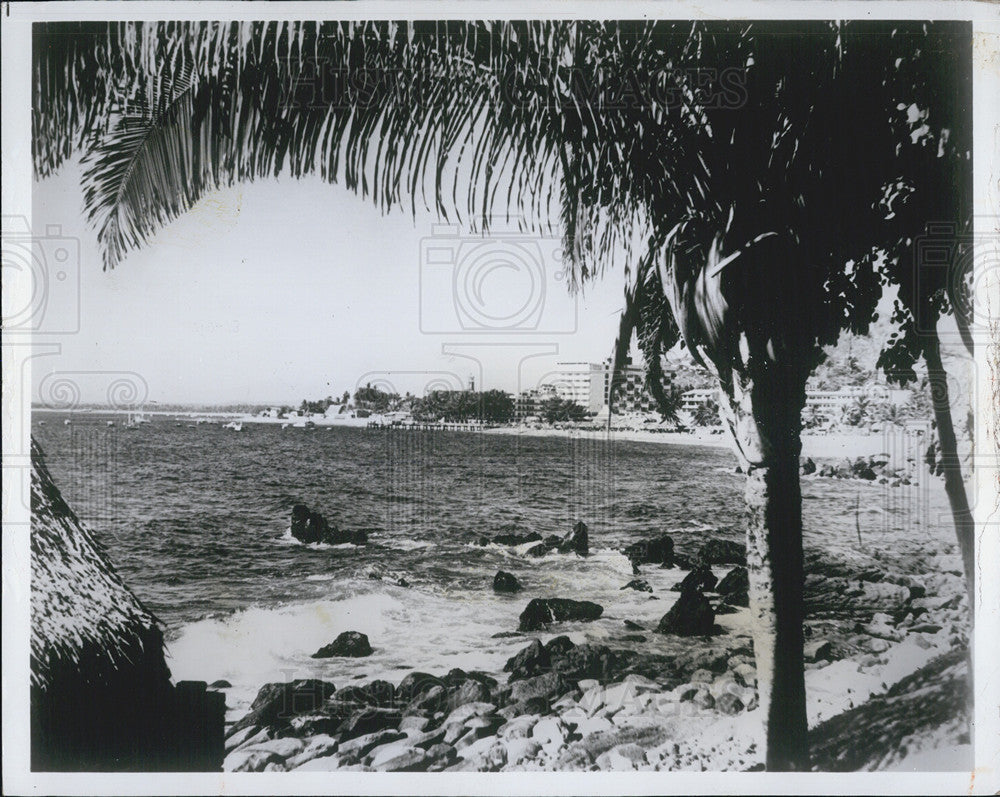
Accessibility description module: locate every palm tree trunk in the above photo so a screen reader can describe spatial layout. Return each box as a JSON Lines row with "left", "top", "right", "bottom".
{"left": 923, "top": 334, "right": 974, "bottom": 610}
{"left": 720, "top": 361, "right": 810, "bottom": 771}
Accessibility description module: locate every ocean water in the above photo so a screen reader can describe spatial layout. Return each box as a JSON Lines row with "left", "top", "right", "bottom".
{"left": 32, "top": 414, "right": 946, "bottom": 717}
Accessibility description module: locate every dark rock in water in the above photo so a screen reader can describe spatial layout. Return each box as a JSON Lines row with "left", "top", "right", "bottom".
{"left": 621, "top": 579, "right": 653, "bottom": 593}
{"left": 518, "top": 598, "right": 604, "bottom": 632}
{"left": 801, "top": 457, "right": 817, "bottom": 475}
{"left": 558, "top": 521, "right": 589, "bottom": 556}
{"left": 673, "top": 564, "right": 717, "bottom": 594}
{"left": 717, "top": 566, "right": 749, "bottom": 598}
{"left": 543, "top": 635, "right": 575, "bottom": 657}
{"left": 621, "top": 633, "right": 647, "bottom": 642}
{"left": 312, "top": 631, "right": 373, "bottom": 658}
{"left": 723, "top": 590, "right": 749, "bottom": 608}
{"left": 622, "top": 534, "right": 674, "bottom": 567}
{"left": 493, "top": 570, "right": 522, "bottom": 593}
{"left": 697, "top": 538, "right": 746, "bottom": 566}
{"left": 714, "top": 602, "right": 741, "bottom": 615}
{"left": 504, "top": 639, "right": 549, "bottom": 681}
{"left": 672, "top": 552, "right": 695, "bottom": 570}
{"left": 228, "top": 679, "right": 337, "bottom": 736}
{"left": 474, "top": 536, "right": 490, "bottom": 547}
{"left": 525, "top": 543, "right": 552, "bottom": 557}
{"left": 493, "top": 532, "right": 542, "bottom": 546}
{"left": 291, "top": 503, "right": 327, "bottom": 544}
{"left": 657, "top": 590, "right": 715, "bottom": 636}
{"left": 396, "top": 577, "right": 410, "bottom": 588}
{"left": 490, "top": 631, "right": 522, "bottom": 639}
{"left": 623, "top": 620, "right": 644, "bottom": 631}
{"left": 209, "top": 679, "right": 231, "bottom": 689}
{"left": 290, "top": 504, "right": 367, "bottom": 545}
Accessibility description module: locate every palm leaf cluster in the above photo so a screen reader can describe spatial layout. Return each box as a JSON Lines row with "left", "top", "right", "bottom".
{"left": 33, "top": 20, "right": 970, "bottom": 390}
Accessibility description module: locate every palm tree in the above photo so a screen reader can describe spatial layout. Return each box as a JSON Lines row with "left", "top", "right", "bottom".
{"left": 32, "top": 20, "right": 972, "bottom": 771}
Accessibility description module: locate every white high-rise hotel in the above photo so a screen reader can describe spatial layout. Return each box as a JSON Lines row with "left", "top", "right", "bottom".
{"left": 538, "top": 357, "right": 656, "bottom": 414}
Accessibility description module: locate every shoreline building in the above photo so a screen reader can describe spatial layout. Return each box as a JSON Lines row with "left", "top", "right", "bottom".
{"left": 521, "top": 357, "right": 660, "bottom": 418}
{"left": 681, "top": 383, "right": 911, "bottom": 420}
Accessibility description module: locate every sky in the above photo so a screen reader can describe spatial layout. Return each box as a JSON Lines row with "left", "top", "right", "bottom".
{"left": 29, "top": 161, "right": 631, "bottom": 406}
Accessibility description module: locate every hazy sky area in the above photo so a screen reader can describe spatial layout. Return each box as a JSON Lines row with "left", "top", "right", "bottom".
{"left": 30, "top": 161, "right": 633, "bottom": 406}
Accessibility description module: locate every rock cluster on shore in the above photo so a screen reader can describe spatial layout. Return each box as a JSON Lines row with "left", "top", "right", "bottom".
{"left": 479, "top": 521, "right": 589, "bottom": 557}
{"left": 806, "top": 454, "right": 915, "bottom": 486}
{"left": 222, "top": 524, "right": 969, "bottom": 772}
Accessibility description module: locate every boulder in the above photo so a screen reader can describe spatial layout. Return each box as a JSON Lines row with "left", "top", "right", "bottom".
{"left": 622, "top": 535, "right": 674, "bottom": 567}
{"left": 518, "top": 598, "right": 603, "bottom": 632}
{"left": 338, "top": 730, "right": 406, "bottom": 759}
{"left": 228, "top": 679, "right": 337, "bottom": 736}
{"left": 397, "top": 672, "right": 444, "bottom": 703}
{"left": 800, "top": 457, "right": 817, "bottom": 475}
{"left": 544, "top": 635, "right": 576, "bottom": 657}
{"left": 493, "top": 570, "right": 522, "bottom": 593}
{"left": 672, "top": 564, "right": 717, "bottom": 594}
{"left": 369, "top": 744, "right": 428, "bottom": 772}
{"left": 804, "top": 639, "right": 833, "bottom": 662}
{"left": 559, "top": 521, "right": 589, "bottom": 556}
{"left": 525, "top": 542, "right": 554, "bottom": 557}
{"left": 364, "top": 679, "right": 397, "bottom": 708}
{"left": 715, "top": 692, "right": 745, "bottom": 715}
{"left": 312, "top": 631, "right": 372, "bottom": 659}
{"left": 509, "top": 671, "right": 565, "bottom": 704}
{"left": 716, "top": 566, "right": 749, "bottom": 599}
{"left": 548, "top": 643, "right": 634, "bottom": 684}
{"left": 696, "top": 538, "right": 746, "bottom": 566}
{"left": 290, "top": 504, "right": 367, "bottom": 545}
{"left": 620, "top": 579, "right": 653, "bottom": 593}
{"left": 447, "top": 679, "right": 492, "bottom": 710}
{"left": 657, "top": 591, "right": 715, "bottom": 636}
{"left": 209, "top": 679, "right": 232, "bottom": 689}
{"left": 290, "top": 504, "right": 328, "bottom": 544}
{"left": 504, "top": 639, "right": 550, "bottom": 681}
{"left": 623, "top": 620, "right": 644, "bottom": 631}
{"left": 407, "top": 685, "right": 447, "bottom": 714}
{"left": 337, "top": 708, "right": 403, "bottom": 740}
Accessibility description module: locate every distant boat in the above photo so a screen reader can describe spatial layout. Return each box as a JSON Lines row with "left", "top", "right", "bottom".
{"left": 223, "top": 421, "right": 243, "bottom": 431}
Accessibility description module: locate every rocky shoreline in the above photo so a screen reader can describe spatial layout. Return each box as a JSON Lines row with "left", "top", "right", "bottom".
{"left": 221, "top": 525, "right": 969, "bottom": 772}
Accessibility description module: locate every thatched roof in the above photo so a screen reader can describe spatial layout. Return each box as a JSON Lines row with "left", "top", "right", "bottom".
{"left": 30, "top": 438, "right": 165, "bottom": 692}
